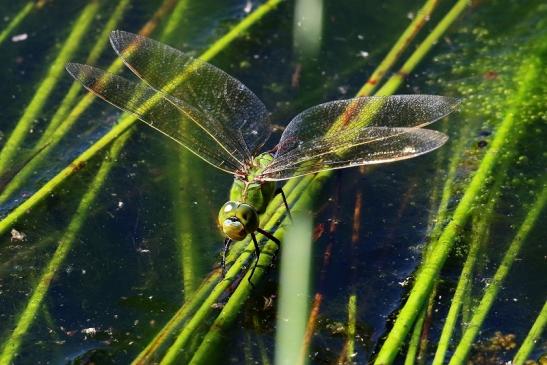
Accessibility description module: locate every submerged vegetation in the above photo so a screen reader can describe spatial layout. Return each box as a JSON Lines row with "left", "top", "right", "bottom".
{"left": 0, "top": 0, "right": 545, "bottom": 364}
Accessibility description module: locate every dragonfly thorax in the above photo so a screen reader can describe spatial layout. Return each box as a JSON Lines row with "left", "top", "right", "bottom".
{"left": 218, "top": 201, "right": 259, "bottom": 241}
{"left": 230, "top": 153, "right": 276, "bottom": 214}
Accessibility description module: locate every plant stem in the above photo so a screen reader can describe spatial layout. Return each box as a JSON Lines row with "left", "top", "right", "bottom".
{"left": 448, "top": 183, "right": 547, "bottom": 365}
{"left": 373, "top": 39, "right": 541, "bottom": 365}
{"left": 131, "top": 272, "right": 220, "bottom": 365}
{"left": 0, "top": 130, "right": 131, "bottom": 365}
{"left": 357, "top": 0, "right": 439, "bottom": 97}
{"left": 404, "top": 307, "right": 426, "bottom": 365}
{"left": 512, "top": 300, "right": 547, "bottom": 365}
{"left": 0, "top": 1, "right": 100, "bottom": 175}
{"left": 375, "top": 0, "right": 470, "bottom": 96}
{"left": 431, "top": 213, "right": 484, "bottom": 365}
{"left": 0, "top": 2, "right": 35, "bottom": 47}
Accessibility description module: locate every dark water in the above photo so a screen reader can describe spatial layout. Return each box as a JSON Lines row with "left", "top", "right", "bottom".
{"left": 0, "top": 0, "right": 545, "bottom": 364}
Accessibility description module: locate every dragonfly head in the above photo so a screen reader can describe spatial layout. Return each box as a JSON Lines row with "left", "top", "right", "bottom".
{"left": 218, "top": 201, "right": 259, "bottom": 241}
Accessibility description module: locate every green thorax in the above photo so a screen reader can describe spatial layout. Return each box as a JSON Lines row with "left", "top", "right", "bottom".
{"left": 230, "top": 152, "right": 275, "bottom": 213}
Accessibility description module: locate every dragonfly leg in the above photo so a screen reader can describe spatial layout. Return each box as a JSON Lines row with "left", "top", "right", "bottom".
{"left": 248, "top": 229, "right": 281, "bottom": 286}
{"left": 275, "top": 187, "right": 292, "bottom": 221}
{"left": 221, "top": 237, "right": 232, "bottom": 277}
{"left": 248, "top": 233, "right": 262, "bottom": 288}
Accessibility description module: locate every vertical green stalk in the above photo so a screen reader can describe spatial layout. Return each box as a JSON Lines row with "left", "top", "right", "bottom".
{"left": 274, "top": 215, "right": 313, "bottom": 365}
{"left": 512, "top": 300, "right": 547, "bottom": 365}
{"left": 0, "top": 130, "right": 132, "bottom": 365}
{"left": 374, "top": 45, "right": 542, "bottom": 365}
{"left": 447, "top": 184, "right": 547, "bottom": 365}
{"left": 0, "top": 0, "right": 131, "bottom": 204}
{"left": 0, "top": 1, "right": 100, "bottom": 175}
{"left": 0, "top": 2, "right": 35, "bottom": 47}
{"left": 346, "top": 294, "right": 358, "bottom": 362}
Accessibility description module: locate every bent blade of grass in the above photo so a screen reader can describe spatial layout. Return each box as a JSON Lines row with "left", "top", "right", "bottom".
{"left": 447, "top": 183, "right": 547, "bottom": 365}
{"left": 0, "top": 1, "right": 100, "bottom": 176}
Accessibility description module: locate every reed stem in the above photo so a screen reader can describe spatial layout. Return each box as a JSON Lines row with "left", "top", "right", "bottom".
{"left": 357, "top": 0, "right": 439, "bottom": 97}
{"left": 512, "top": 300, "right": 547, "bottom": 365}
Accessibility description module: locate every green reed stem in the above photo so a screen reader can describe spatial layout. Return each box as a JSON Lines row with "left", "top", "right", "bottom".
{"left": 357, "top": 0, "right": 439, "bottom": 97}
{"left": 512, "top": 300, "right": 547, "bottom": 365}
{"left": 431, "top": 213, "right": 484, "bottom": 365}
{"left": 375, "top": 0, "right": 469, "bottom": 96}
{"left": 0, "top": 2, "right": 35, "bottom": 47}
{"left": 373, "top": 39, "right": 542, "bottom": 365}
{"left": 0, "top": 1, "right": 100, "bottom": 176}
{"left": 404, "top": 307, "right": 426, "bottom": 365}
{"left": 447, "top": 183, "right": 547, "bottom": 365}
{"left": 346, "top": 294, "right": 358, "bottom": 362}
{"left": 0, "top": 0, "right": 131, "bottom": 204}
{"left": 0, "top": 130, "right": 132, "bottom": 365}
{"left": 131, "top": 272, "right": 220, "bottom": 365}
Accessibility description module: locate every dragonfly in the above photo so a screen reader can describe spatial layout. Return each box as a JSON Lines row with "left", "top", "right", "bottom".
{"left": 66, "top": 31, "right": 459, "bottom": 282}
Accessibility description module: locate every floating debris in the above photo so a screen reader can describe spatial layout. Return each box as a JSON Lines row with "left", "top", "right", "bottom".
{"left": 10, "top": 228, "right": 26, "bottom": 242}
{"left": 11, "top": 33, "right": 28, "bottom": 42}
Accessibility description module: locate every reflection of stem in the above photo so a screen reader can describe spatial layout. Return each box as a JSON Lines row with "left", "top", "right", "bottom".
{"left": 0, "top": 1, "right": 100, "bottom": 176}
{"left": 448, "top": 183, "right": 547, "bottom": 365}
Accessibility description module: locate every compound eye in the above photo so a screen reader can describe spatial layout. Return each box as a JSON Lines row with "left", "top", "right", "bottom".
{"left": 236, "top": 204, "right": 259, "bottom": 233}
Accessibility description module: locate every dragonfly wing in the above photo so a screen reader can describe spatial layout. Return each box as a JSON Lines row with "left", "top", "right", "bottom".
{"left": 109, "top": 30, "right": 271, "bottom": 163}
{"left": 259, "top": 95, "right": 457, "bottom": 180}
{"left": 260, "top": 127, "right": 448, "bottom": 180}
{"left": 66, "top": 63, "right": 245, "bottom": 174}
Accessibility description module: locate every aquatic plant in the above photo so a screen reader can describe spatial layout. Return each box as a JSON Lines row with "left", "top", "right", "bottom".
{"left": 0, "top": 0, "right": 544, "bottom": 364}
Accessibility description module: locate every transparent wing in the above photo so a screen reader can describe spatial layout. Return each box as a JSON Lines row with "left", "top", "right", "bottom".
{"left": 66, "top": 63, "right": 244, "bottom": 174}
{"left": 259, "top": 95, "right": 458, "bottom": 180}
{"left": 109, "top": 30, "right": 271, "bottom": 165}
